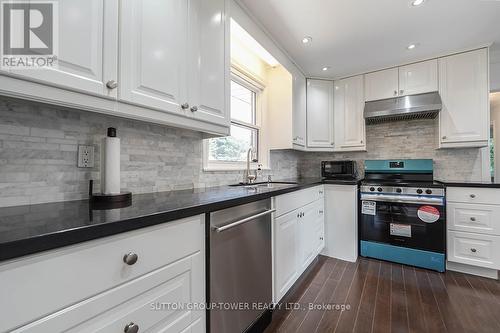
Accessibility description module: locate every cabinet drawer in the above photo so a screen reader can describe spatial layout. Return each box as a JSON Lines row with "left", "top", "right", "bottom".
{"left": 0, "top": 215, "right": 204, "bottom": 333}
{"left": 13, "top": 253, "right": 204, "bottom": 333}
{"left": 447, "top": 187, "right": 500, "bottom": 205}
{"left": 275, "top": 186, "right": 324, "bottom": 217}
{"left": 447, "top": 231, "right": 500, "bottom": 269}
{"left": 447, "top": 203, "right": 500, "bottom": 235}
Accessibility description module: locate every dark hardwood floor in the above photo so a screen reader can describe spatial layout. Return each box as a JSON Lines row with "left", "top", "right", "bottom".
{"left": 266, "top": 256, "right": 500, "bottom": 333}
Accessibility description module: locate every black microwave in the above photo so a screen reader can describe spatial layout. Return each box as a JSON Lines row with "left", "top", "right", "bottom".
{"left": 321, "top": 161, "right": 357, "bottom": 179}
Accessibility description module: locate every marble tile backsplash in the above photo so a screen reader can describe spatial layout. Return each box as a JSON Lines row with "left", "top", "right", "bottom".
{"left": 0, "top": 97, "right": 299, "bottom": 207}
{"left": 298, "top": 118, "right": 485, "bottom": 181}
{"left": 0, "top": 97, "right": 486, "bottom": 207}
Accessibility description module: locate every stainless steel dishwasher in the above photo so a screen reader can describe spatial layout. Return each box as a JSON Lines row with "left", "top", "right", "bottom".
{"left": 209, "top": 199, "right": 274, "bottom": 333}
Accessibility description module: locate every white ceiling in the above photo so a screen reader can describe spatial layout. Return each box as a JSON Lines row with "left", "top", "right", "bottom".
{"left": 239, "top": 0, "right": 500, "bottom": 79}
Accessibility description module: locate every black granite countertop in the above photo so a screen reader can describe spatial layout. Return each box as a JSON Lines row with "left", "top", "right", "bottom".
{"left": 0, "top": 178, "right": 362, "bottom": 261}
{"left": 437, "top": 180, "right": 500, "bottom": 188}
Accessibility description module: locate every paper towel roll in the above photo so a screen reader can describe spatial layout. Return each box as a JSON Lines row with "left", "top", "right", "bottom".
{"left": 101, "top": 136, "right": 121, "bottom": 194}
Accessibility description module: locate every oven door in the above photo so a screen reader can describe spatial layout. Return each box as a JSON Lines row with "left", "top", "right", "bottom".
{"left": 359, "top": 194, "right": 445, "bottom": 253}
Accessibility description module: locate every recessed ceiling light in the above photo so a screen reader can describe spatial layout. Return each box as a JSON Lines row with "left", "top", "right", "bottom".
{"left": 407, "top": 44, "right": 417, "bottom": 50}
{"left": 322, "top": 66, "right": 330, "bottom": 71}
{"left": 411, "top": 0, "right": 425, "bottom": 6}
{"left": 302, "top": 36, "right": 312, "bottom": 44}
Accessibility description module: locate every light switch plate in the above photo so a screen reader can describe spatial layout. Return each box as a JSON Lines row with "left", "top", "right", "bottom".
{"left": 77, "top": 145, "right": 95, "bottom": 168}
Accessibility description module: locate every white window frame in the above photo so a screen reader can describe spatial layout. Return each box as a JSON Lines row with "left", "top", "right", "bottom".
{"left": 203, "top": 67, "right": 269, "bottom": 171}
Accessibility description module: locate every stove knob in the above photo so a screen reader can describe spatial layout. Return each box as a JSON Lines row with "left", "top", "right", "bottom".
{"left": 416, "top": 189, "right": 423, "bottom": 194}
{"left": 396, "top": 188, "right": 402, "bottom": 193}
{"left": 369, "top": 187, "right": 375, "bottom": 192}
{"left": 377, "top": 187, "right": 383, "bottom": 192}
{"left": 425, "top": 189, "right": 433, "bottom": 195}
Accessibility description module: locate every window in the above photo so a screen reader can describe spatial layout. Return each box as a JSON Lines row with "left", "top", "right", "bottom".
{"left": 206, "top": 74, "right": 262, "bottom": 169}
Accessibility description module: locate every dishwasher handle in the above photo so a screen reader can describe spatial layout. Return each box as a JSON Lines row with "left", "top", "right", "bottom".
{"left": 213, "top": 209, "right": 276, "bottom": 233}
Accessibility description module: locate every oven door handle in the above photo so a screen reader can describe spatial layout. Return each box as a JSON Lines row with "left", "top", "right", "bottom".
{"left": 360, "top": 194, "right": 444, "bottom": 206}
{"left": 213, "top": 209, "right": 276, "bottom": 232}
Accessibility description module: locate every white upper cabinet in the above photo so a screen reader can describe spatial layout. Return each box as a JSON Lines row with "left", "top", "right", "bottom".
{"left": 187, "top": 0, "right": 230, "bottom": 126}
{"left": 119, "top": 0, "right": 188, "bottom": 114}
{"left": 439, "top": 48, "right": 489, "bottom": 147}
{"left": 292, "top": 73, "right": 307, "bottom": 147}
{"left": 364, "top": 68, "right": 399, "bottom": 101}
{"left": 365, "top": 59, "right": 438, "bottom": 101}
{"left": 9, "top": 0, "right": 118, "bottom": 98}
{"left": 334, "top": 75, "right": 365, "bottom": 151}
{"left": 306, "top": 79, "right": 334, "bottom": 149}
{"left": 398, "top": 59, "right": 438, "bottom": 96}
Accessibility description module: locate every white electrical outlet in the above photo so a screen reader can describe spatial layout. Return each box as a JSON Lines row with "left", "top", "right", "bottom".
{"left": 77, "top": 145, "right": 95, "bottom": 168}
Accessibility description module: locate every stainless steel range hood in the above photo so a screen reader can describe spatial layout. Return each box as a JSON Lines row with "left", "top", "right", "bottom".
{"left": 364, "top": 92, "right": 442, "bottom": 124}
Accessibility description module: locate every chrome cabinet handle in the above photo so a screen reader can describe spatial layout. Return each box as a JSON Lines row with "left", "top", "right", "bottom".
{"left": 190, "top": 106, "right": 198, "bottom": 112}
{"left": 106, "top": 80, "right": 118, "bottom": 89}
{"left": 470, "top": 217, "right": 476, "bottom": 222}
{"left": 123, "top": 252, "right": 138, "bottom": 265}
{"left": 124, "top": 323, "right": 139, "bottom": 333}
{"left": 320, "top": 237, "right": 324, "bottom": 241}
{"left": 470, "top": 194, "right": 476, "bottom": 198}
{"left": 319, "top": 210, "right": 324, "bottom": 214}
{"left": 470, "top": 248, "right": 477, "bottom": 253}
{"left": 181, "top": 103, "right": 189, "bottom": 110}
{"left": 400, "top": 89, "right": 404, "bottom": 95}
{"left": 214, "top": 209, "right": 276, "bottom": 232}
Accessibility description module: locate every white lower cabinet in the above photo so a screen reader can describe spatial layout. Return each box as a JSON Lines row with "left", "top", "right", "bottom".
{"left": 273, "top": 186, "right": 325, "bottom": 303}
{"left": 447, "top": 187, "right": 500, "bottom": 278}
{"left": 322, "top": 184, "right": 358, "bottom": 262}
{"left": 274, "top": 209, "right": 300, "bottom": 302}
{"left": 0, "top": 215, "right": 205, "bottom": 333}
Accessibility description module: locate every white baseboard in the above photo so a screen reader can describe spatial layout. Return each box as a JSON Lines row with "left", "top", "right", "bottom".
{"left": 447, "top": 261, "right": 498, "bottom": 279}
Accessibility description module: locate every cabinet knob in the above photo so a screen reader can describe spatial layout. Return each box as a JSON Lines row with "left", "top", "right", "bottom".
{"left": 190, "top": 106, "right": 198, "bottom": 112}
{"left": 360, "top": 140, "right": 363, "bottom": 144}
{"left": 394, "top": 90, "right": 398, "bottom": 96}
{"left": 470, "top": 217, "right": 476, "bottom": 222}
{"left": 124, "top": 323, "right": 139, "bottom": 333}
{"left": 399, "top": 89, "right": 404, "bottom": 95}
{"left": 297, "top": 212, "right": 300, "bottom": 218}
{"left": 181, "top": 103, "right": 190, "bottom": 110}
{"left": 319, "top": 210, "right": 324, "bottom": 214}
{"left": 470, "top": 194, "right": 476, "bottom": 199}
{"left": 470, "top": 248, "right": 477, "bottom": 253}
{"left": 442, "top": 136, "right": 447, "bottom": 140}
{"left": 106, "top": 80, "right": 118, "bottom": 89}
{"left": 123, "top": 252, "right": 138, "bottom": 265}
{"left": 319, "top": 190, "right": 323, "bottom": 194}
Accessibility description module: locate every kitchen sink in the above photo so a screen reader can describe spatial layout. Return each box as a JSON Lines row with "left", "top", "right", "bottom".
{"left": 229, "top": 181, "right": 298, "bottom": 189}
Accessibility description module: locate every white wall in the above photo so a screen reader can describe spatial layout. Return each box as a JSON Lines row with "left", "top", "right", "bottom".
{"left": 491, "top": 45, "right": 500, "bottom": 92}
{"left": 491, "top": 93, "right": 500, "bottom": 180}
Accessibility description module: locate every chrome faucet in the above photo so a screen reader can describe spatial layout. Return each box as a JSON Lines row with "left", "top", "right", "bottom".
{"left": 244, "top": 147, "right": 257, "bottom": 184}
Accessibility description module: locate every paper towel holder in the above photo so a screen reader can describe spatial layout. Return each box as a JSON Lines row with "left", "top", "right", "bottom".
{"left": 88, "top": 180, "right": 132, "bottom": 209}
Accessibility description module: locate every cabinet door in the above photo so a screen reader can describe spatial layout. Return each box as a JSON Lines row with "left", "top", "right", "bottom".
{"left": 187, "top": 0, "right": 229, "bottom": 127}
{"left": 274, "top": 209, "right": 298, "bottom": 302}
{"left": 364, "top": 68, "right": 399, "bottom": 101}
{"left": 120, "top": 0, "right": 188, "bottom": 114}
{"left": 8, "top": 0, "right": 118, "bottom": 97}
{"left": 439, "top": 49, "right": 489, "bottom": 146}
{"left": 292, "top": 73, "right": 307, "bottom": 147}
{"left": 398, "top": 59, "right": 438, "bottom": 96}
{"left": 306, "top": 79, "right": 334, "bottom": 148}
{"left": 298, "top": 201, "right": 319, "bottom": 272}
{"left": 334, "top": 75, "right": 365, "bottom": 151}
